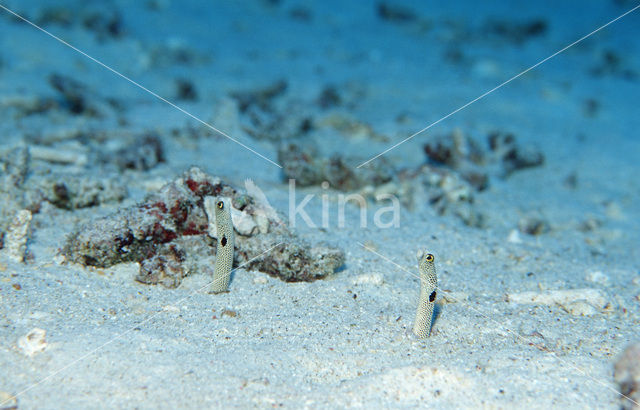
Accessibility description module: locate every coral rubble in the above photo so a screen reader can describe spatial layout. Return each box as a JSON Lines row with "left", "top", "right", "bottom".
{"left": 63, "top": 167, "right": 344, "bottom": 287}
{"left": 423, "top": 128, "right": 544, "bottom": 187}
{"left": 278, "top": 142, "right": 394, "bottom": 190}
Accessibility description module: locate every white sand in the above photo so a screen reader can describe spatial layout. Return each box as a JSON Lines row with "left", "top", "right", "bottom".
{"left": 1, "top": 0, "right": 639, "bottom": 408}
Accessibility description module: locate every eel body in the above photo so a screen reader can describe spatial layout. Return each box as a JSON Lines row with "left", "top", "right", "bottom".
{"left": 412, "top": 251, "right": 438, "bottom": 338}
{"left": 210, "top": 198, "right": 234, "bottom": 293}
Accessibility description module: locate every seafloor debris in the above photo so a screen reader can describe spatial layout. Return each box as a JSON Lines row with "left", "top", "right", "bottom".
{"left": 34, "top": 174, "right": 128, "bottom": 210}
{"left": 228, "top": 80, "right": 317, "bottom": 142}
{"left": 147, "top": 41, "right": 210, "bottom": 67}
{"left": 423, "top": 129, "right": 488, "bottom": 190}
{"left": 420, "top": 128, "right": 544, "bottom": 227}
{"left": 80, "top": 7, "right": 123, "bottom": 41}
{"left": 318, "top": 113, "right": 388, "bottom": 142}
{"left": 0, "top": 146, "right": 30, "bottom": 247}
{"left": 435, "top": 16, "right": 546, "bottom": 49}
{"left": 107, "top": 133, "right": 165, "bottom": 171}
{"left": 563, "top": 171, "right": 578, "bottom": 189}
{"left": 0, "top": 146, "right": 29, "bottom": 189}
{"left": 62, "top": 167, "right": 344, "bottom": 287}
{"left": 0, "top": 391, "right": 17, "bottom": 409}
{"left": 0, "top": 94, "right": 58, "bottom": 119}
{"left": 243, "top": 99, "right": 313, "bottom": 142}
{"left": 288, "top": 5, "right": 313, "bottom": 22}
{"left": 518, "top": 214, "right": 551, "bottom": 236}
{"left": 614, "top": 342, "right": 640, "bottom": 410}
{"left": 230, "top": 79, "right": 288, "bottom": 113}
{"left": 278, "top": 140, "right": 482, "bottom": 226}
{"left": 579, "top": 217, "right": 602, "bottom": 233}
{"left": 487, "top": 131, "right": 545, "bottom": 177}
{"left": 174, "top": 78, "right": 198, "bottom": 101}
{"left": 590, "top": 49, "right": 638, "bottom": 80}
{"left": 376, "top": 2, "right": 418, "bottom": 24}
{"left": 48, "top": 73, "right": 113, "bottom": 117}
{"left": 29, "top": 145, "right": 88, "bottom": 167}
{"left": 417, "top": 165, "right": 482, "bottom": 227}
{"left": 2, "top": 209, "right": 32, "bottom": 263}
{"left": 2, "top": 131, "right": 164, "bottom": 212}
{"left": 316, "top": 85, "right": 342, "bottom": 109}
{"left": 34, "top": 5, "right": 124, "bottom": 41}
{"left": 396, "top": 164, "right": 483, "bottom": 227}
{"left": 480, "top": 17, "right": 547, "bottom": 45}
{"left": 0, "top": 145, "right": 128, "bottom": 246}
{"left": 17, "top": 328, "right": 48, "bottom": 357}
{"left": 228, "top": 80, "right": 369, "bottom": 142}
{"left": 278, "top": 142, "right": 394, "bottom": 190}
{"left": 275, "top": 127, "right": 542, "bottom": 228}
{"left": 424, "top": 128, "right": 544, "bottom": 189}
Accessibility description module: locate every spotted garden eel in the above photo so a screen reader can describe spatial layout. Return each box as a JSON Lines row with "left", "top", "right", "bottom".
{"left": 413, "top": 251, "right": 438, "bottom": 338}
{"left": 210, "top": 198, "right": 235, "bottom": 293}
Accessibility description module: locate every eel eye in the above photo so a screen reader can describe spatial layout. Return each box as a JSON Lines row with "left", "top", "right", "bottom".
{"left": 217, "top": 201, "right": 224, "bottom": 209}
{"left": 429, "top": 291, "right": 436, "bottom": 302}
{"left": 425, "top": 253, "right": 434, "bottom": 262}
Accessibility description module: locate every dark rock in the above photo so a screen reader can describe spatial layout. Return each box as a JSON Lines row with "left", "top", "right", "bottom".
{"left": 424, "top": 130, "right": 488, "bottom": 190}
{"left": 36, "top": 174, "right": 127, "bottom": 210}
{"left": 48, "top": 73, "right": 109, "bottom": 117}
{"left": 289, "top": 6, "right": 312, "bottom": 21}
{"left": 377, "top": 2, "right": 417, "bottom": 23}
{"left": 614, "top": 342, "right": 640, "bottom": 410}
{"left": 317, "top": 85, "right": 342, "bottom": 109}
{"left": 112, "top": 134, "right": 165, "bottom": 171}
{"left": 81, "top": 8, "right": 123, "bottom": 40}
{"left": 518, "top": 215, "right": 550, "bottom": 235}
{"left": 230, "top": 80, "right": 288, "bottom": 113}
{"left": 278, "top": 142, "right": 394, "bottom": 190}
{"left": 481, "top": 18, "right": 547, "bottom": 45}
{"left": 136, "top": 244, "right": 186, "bottom": 288}
{"left": 175, "top": 78, "right": 198, "bottom": 101}
{"left": 487, "top": 131, "right": 544, "bottom": 176}
{"left": 424, "top": 129, "right": 544, "bottom": 187}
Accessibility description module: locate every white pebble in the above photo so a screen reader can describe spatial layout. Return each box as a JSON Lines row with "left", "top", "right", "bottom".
{"left": 507, "top": 229, "right": 522, "bottom": 244}
{"left": 351, "top": 273, "right": 384, "bottom": 286}
{"left": 585, "top": 270, "right": 610, "bottom": 286}
{"left": 18, "top": 328, "right": 47, "bottom": 356}
{"left": 254, "top": 214, "right": 270, "bottom": 234}
{"left": 253, "top": 275, "right": 268, "bottom": 284}
{"left": 231, "top": 207, "right": 258, "bottom": 236}
{"left": 29, "top": 145, "right": 88, "bottom": 166}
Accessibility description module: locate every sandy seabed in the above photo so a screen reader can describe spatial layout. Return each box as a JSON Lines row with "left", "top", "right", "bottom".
{"left": 1, "top": 0, "right": 639, "bottom": 408}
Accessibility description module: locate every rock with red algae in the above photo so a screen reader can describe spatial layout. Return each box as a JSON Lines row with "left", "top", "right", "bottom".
{"left": 63, "top": 167, "right": 344, "bottom": 287}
